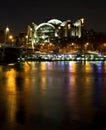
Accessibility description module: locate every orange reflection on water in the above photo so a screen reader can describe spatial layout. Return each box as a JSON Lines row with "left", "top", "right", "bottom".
{"left": 41, "top": 77, "right": 46, "bottom": 90}
{"left": 68, "top": 61, "right": 77, "bottom": 72}
{"left": 0, "top": 66, "right": 2, "bottom": 72}
{"left": 84, "top": 61, "right": 92, "bottom": 72}
{"left": 6, "top": 69, "right": 17, "bottom": 93}
{"left": 24, "top": 62, "right": 30, "bottom": 72}
{"left": 6, "top": 68, "right": 17, "bottom": 124}
{"left": 40, "top": 62, "right": 47, "bottom": 70}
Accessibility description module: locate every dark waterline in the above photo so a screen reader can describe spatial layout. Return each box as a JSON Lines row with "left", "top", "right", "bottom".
{"left": 0, "top": 61, "right": 106, "bottom": 130}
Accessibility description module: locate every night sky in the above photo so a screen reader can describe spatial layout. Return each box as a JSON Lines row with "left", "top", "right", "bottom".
{"left": 0, "top": 0, "right": 106, "bottom": 35}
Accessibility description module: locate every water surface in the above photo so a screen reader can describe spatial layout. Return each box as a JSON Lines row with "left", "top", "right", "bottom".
{"left": 0, "top": 61, "right": 106, "bottom": 130}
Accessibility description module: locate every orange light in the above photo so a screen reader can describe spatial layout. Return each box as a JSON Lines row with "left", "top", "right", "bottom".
{"left": 8, "top": 35, "right": 13, "bottom": 40}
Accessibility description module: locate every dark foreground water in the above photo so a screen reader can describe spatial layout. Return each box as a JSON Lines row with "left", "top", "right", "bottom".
{"left": 0, "top": 61, "right": 106, "bottom": 130}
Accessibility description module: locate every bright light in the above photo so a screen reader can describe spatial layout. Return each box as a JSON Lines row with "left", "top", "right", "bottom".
{"left": 8, "top": 35, "right": 13, "bottom": 40}
{"left": 25, "top": 35, "right": 28, "bottom": 39}
{"left": 81, "top": 18, "right": 84, "bottom": 24}
{"left": 72, "top": 43, "right": 75, "bottom": 46}
{"left": 6, "top": 27, "right": 9, "bottom": 33}
{"left": 86, "top": 42, "right": 89, "bottom": 45}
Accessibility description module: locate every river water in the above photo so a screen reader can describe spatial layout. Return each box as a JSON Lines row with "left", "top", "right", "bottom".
{"left": 0, "top": 61, "right": 106, "bottom": 130}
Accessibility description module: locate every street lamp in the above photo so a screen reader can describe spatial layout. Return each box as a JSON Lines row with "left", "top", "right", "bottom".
{"left": 8, "top": 35, "right": 14, "bottom": 45}
{"left": 4, "top": 26, "right": 10, "bottom": 44}
{"left": 3, "top": 26, "right": 10, "bottom": 57}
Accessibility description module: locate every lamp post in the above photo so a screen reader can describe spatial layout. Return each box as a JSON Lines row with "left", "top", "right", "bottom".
{"left": 3, "top": 26, "right": 10, "bottom": 57}
{"left": 4, "top": 26, "right": 9, "bottom": 44}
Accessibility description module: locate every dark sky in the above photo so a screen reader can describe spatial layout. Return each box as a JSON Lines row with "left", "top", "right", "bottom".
{"left": 0, "top": 0, "right": 106, "bottom": 35}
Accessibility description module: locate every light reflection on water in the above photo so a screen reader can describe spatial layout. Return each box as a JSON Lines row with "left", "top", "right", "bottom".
{"left": 0, "top": 61, "right": 106, "bottom": 129}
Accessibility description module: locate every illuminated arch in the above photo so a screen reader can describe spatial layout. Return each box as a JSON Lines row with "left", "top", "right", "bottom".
{"left": 35, "top": 23, "right": 55, "bottom": 31}
{"left": 47, "top": 19, "right": 62, "bottom": 26}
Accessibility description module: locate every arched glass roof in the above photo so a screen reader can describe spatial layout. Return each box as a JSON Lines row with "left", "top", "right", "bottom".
{"left": 47, "top": 19, "right": 62, "bottom": 25}
{"left": 35, "top": 23, "right": 55, "bottom": 31}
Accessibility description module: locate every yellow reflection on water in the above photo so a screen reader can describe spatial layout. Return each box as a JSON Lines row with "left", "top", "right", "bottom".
{"left": 0, "top": 66, "right": 2, "bottom": 72}
{"left": 41, "top": 77, "right": 46, "bottom": 90}
{"left": 6, "top": 69, "right": 17, "bottom": 93}
{"left": 24, "top": 77, "right": 30, "bottom": 90}
{"left": 24, "top": 62, "right": 30, "bottom": 72}
{"left": 84, "top": 61, "right": 92, "bottom": 72}
{"left": 7, "top": 94, "right": 17, "bottom": 123}
{"left": 68, "top": 61, "right": 77, "bottom": 72}
{"left": 6, "top": 68, "right": 17, "bottom": 124}
{"left": 40, "top": 62, "right": 47, "bottom": 70}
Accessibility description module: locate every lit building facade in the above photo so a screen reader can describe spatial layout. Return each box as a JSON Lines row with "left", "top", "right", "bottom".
{"left": 26, "top": 18, "right": 84, "bottom": 47}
